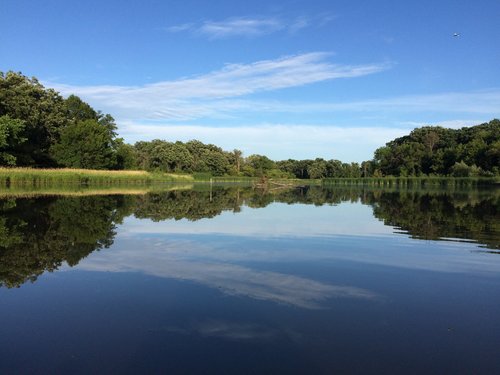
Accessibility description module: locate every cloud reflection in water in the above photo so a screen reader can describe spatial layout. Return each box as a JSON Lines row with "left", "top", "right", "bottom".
{"left": 77, "top": 237, "right": 377, "bottom": 309}
{"left": 155, "top": 320, "right": 283, "bottom": 342}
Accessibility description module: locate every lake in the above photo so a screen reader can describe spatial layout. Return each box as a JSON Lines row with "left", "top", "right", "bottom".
{"left": 0, "top": 185, "right": 499, "bottom": 374}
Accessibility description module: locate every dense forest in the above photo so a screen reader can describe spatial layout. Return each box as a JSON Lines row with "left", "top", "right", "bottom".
{"left": 1, "top": 71, "right": 498, "bottom": 178}
{"left": 371, "top": 121, "right": 499, "bottom": 177}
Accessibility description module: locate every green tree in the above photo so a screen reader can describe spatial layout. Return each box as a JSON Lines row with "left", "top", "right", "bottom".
{"left": 231, "top": 149, "right": 243, "bottom": 174}
{"left": 0, "top": 71, "right": 68, "bottom": 166}
{"left": 371, "top": 120, "right": 499, "bottom": 176}
{"left": 247, "top": 154, "right": 275, "bottom": 176}
{"left": 0, "top": 115, "right": 26, "bottom": 165}
{"left": 114, "top": 139, "right": 138, "bottom": 170}
{"left": 51, "top": 119, "right": 117, "bottom": 169}
{"left": 361, "top": 160, "right": 375, "bottom": 177}
{"left": 65, "top": 94, "right": 98, "bottom": 122}
{"left": 307, "top": 158, "right": 328, "bottom": 179}
{"left": 450, "top": 161, "right": 482, "bottom": 177}
{"left": 201, "top": 149, "right": 230, "bottom": 176}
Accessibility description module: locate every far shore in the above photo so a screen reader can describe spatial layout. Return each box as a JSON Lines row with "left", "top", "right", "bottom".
{"left": 0, "top": 167, "right": 498, "bottom": 189}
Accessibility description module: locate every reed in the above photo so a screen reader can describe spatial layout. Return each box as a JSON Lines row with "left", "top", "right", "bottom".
{"left": 0, "top": 167, "right": 194, "bottom": 187}
{"left": 321, "top": 177, "right": 499, "bottom": 187}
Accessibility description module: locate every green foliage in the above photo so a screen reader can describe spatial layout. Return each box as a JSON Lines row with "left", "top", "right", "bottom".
{"left": 371, "top": 189, "right": 500, "bottom": 249}
{"left": 50, "top": 119, "right": 117, "bottom": 169}
{"left": 230, "top": 149, "right": 243, "bottom": 174}
{"left": 135, "top": 139, "right": 232, "bottom": 176}
{"left": 65, "top": 94, "right": 98, "bottom": 122}
{"left": 0, "top": 195, "right": 135, "bottom": 287}
{"left": 322, "top": 176, "right": 496, "bottom": 187}
{"left": 450, "top": 161, "right": 481, "bottom": 177}
{"left": 0, "top": 71, "right": 68, "bottom": 166}
{"left": 275, "top": 158, "right": 363, "bottom": 179}
{"left": 0, "top": 115, "right": 26, "bottom": 165}
{"left": 372, "top": 120, "right": 500, "bottom": 177}
{"left": 307, "top": 158, "right": 327, "bottom": 179}
{"left": 0, "top": 71, "right": 128, "bottom": 170}
{"left": 246, "top": 154, "right": 275, "bottom": 176}
{"left": 0, "top": 167, "right": 193, "bottom": 187}
{"left": 135, "top": 140, "right": 193, "bottom": 172}
{"left": 1, "top": 71, "right": 498, "bottom": 179}
{"left": 114, "top": 139, "right": 138, "bottom": 170}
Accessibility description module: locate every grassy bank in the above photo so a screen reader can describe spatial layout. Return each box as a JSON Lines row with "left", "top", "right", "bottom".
{"left": 2, "top": 168, "right": 498, "bottom": 189}
{"left": 322, "top": 176, "right": 500, "bottom": 187}
{"left": 0, "top": 183, "right": 195, "bottom": 199}
{"left": 0, "top": 167, "right": 194, "bottom": 187}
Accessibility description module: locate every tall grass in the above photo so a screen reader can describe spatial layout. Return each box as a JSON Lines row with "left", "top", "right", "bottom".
{"left": 192, "top": 173, "right": 256, "bottom": 182}
{"left": 0, "top": 167, "right": 194, "bottom": 187}
{"left": 321, "top": 176, "right": 499, "bottom": 187}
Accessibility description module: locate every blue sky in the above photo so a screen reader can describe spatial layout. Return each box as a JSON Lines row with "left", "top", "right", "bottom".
{"left": 1, "top": 0, "right": 499, "bottom": 162}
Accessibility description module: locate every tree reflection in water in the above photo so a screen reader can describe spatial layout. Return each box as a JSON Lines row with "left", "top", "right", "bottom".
{"left": 0, "top": 185, "right": 498, "bottom": 288}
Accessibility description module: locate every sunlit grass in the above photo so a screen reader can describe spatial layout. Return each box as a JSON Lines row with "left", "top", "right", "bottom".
{"left": 0, "top": 167, "right": 194, "bottom": 187}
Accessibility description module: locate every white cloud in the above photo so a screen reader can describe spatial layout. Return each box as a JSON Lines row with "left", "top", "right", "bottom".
{"left": 165, "top": 23, "right": 194, "bottom": 33}
{"left": 154, "top": 89, "right": 499, "bottom": 122}
{"left": 199, "top": 17, "right": 284, "bottom": 38}
{"left": 239, "top": 90, "right": 500, "bottom": 115}
{"left": 77, "top": 235, "right": 377, "bottom": 309}
{"left": 47, "top": 56, "right": 500, "bottom": 126}
{"left": 339, "top": 90, "right": 500, "bottom": 114}
{"left": 48, "top": 53, "right": 388, "bottom": 121}
{"left": 164, "top": 15, "right": 333, "bottom": 39}
{"left": 43, "top": 52, "right": 499, "bottom": 162}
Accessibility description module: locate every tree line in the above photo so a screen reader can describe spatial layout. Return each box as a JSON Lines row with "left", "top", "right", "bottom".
{"left": 1, "top": 71, "right": 498, "bottom": 177}
{"left": 371, "top": 122, "right": 500, "bottom": 177}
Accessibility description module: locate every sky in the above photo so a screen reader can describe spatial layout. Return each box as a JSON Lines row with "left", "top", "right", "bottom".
{"left": 1, "top": 0, "right": 499, "bottom": 162}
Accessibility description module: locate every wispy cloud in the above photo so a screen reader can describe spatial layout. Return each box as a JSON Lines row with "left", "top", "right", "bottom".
{"left": 198, "top": 17, "right": 284, "bottom": 38}
{"left": 149, "top": 89, "right": 500, "bottom": 122}
{"left": 48, "top": 53, "right": 388, "bottom": 121}
{"left": 165, "top": 23, "right": 194, "bottom": 33}
{"left": 217, "top": 90, "right": 500, "bottom": 116}
{"left": 326, "top": 90, "right": 500, "bottom": 114}
{"left": 47, "top": 52, "right": 500, "bottom": 126}
{"left": 44, "top": 52, "right": 499, "bottom": 162}
{"left": 165, "top": 14, "right": 334, "bottom": 39}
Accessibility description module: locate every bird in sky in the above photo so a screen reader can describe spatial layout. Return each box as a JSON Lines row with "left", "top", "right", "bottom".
{"left": 453, "top": 32, "right": 460, "bottom": 37}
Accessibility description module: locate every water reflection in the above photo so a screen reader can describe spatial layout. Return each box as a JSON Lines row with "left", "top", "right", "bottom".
{"left": 0, "top": 185, "right": 498, "bottom": 289}
{"left": 131, "top": 186, "right": 499, "bottom": 249}
{"left": 79, "top": 237, "right": 376, "bottom": 308}
{"left": 154, "top": 320, "right": 286, "bottom": 342}
{"left": 371, "top": 190, "right": 499, "bottom": 249}
{"left": 0, "top": 195, "right": 134, "bottom": 287}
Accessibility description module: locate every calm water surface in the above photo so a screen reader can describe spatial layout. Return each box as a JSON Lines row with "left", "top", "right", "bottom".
{"left": 0, "top": 186, "right": 499, "bottom": 374}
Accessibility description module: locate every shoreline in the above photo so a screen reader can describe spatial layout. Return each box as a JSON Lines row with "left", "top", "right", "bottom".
{"left": 0, "top": 167, "right": 498, "bottom": 189}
